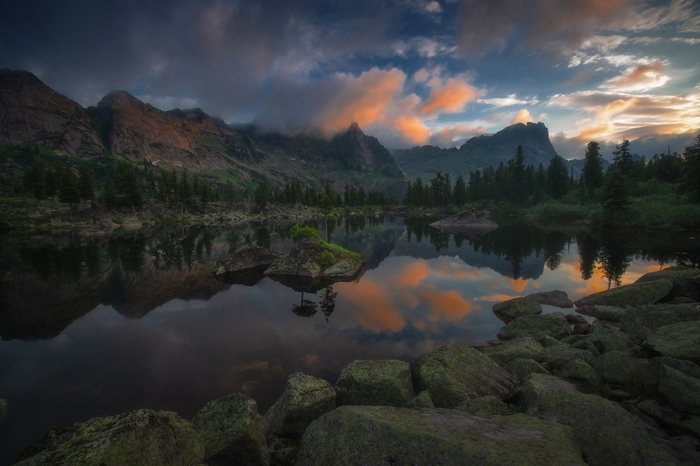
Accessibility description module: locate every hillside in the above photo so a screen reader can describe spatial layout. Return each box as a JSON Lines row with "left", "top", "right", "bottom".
{"left": 0, "top": 69, "right": 406, "bottom": 197}
{"left": 393, "top": 122, "right": 575, "bottom": 181}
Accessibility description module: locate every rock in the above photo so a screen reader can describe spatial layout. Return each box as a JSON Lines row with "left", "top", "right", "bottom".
{"left": 267, "top": 437, "right": 299, "bottom": 466}
{"left": 565, "top": 314, "right": 588, "bottom": 324}
{"left": 539, "top": 345, "right": 594, "bottom": 372}
{"left": 504, "top": 358, "right": 551, "bottom": 383}
{"left": 492, "top": 297, "right": 542, "bottom": 322}
{"left": 191, "top": 393, "right": 269, "bottom": 466}
{"left": 526, "top": 290, "right": 574, "bottom": 308}
{"left": 634, "top": 266, "right": 700, "bottom": 301}
{"left": 265, "top": 239, "right": 361, "bottom": 280}
{"left": 658, "top": 365, "right": 700, "bottom": 414}
{"left": 621, "top": 303, "right": 700, "bottom": 342}
{"left": 638, "top": 399, "right": 700, "bottom": 438}
{"left": 517, "top": 374, "right": 675, "bottom": 466}
{"left": 16, "top": 409, "right": 204, "bottom": 466}
{"left": 558, "top": 359, "right": 605, "bottom": 390}
{"left": 213, "top": 247, "right": 284, "bottom": 284}
{"left": 576, "top": 304, "right": 627, "bottom": 322}
{"left": 574, "top": 279, "right": 673, "bottom": 307}
{"left": 454, "top": 395, "right": 512, "bottom": 416}
{"left": 587, "top": 321, "right": 634, "bottom": 354}
{"left": 296, "top": 406, "right": 585, "bottom": 466}
{"left": 334, "top": 359, "right": 415, "bottom": 407}
{"left": 590, "top": 351, "right": 647, "bottom": 394}
{"left": 572, "top": 322, "right": 591, "bottom": 334}
{"left": 0, "top": 399, "right": 6, "bottom": 424}
{"left": 429, "top": 210, "right": 498, "bottom": 237}
{"left": 410, "top": 342, "right": 516, "bottom": 408}
{"left": 644, "top": 321, "right": 700, "bottom": 363}
{"left": 479, "top": 336, "right": 544, "bottom": 366}
{"left": 497, "top": 312, "right": 571, "bottom": 341}
{"left": 405, "top": 390, "right": 434, "bottom": 408}
{"left": 265, "top": 373, "right": 335, "bottom": 439}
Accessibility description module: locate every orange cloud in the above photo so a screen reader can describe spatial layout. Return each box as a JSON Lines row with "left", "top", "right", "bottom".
{"left": 603, "top": 61, "right": 669, "bottom": 92}
{"left": 508, "top": 278, "right": 529, "bottom": 293}
{"left": 576, "top": 123, "right": 616, "bottom": 141}
{"left": 420, "top": 289, "right": 473, "bottom": 320}
{"left": 335, "top": 279, "right": 405, "bottom": 333}
{"left": 315, "top": 67, "right": 406, "bottom": 135}
{"left": 429, "top": 124, "right": 485, "bottom": 148}
{"left": 395, "top": 115, "right": 432, "bottom": 145}
{"left": 396, "top": 261, "right": 431, "bottom": 287}
{"left": 510, "top": 109, "right": 533, "bottom": 125}
{"left": 420, "top": 78, "right": 479, "bottom": 115}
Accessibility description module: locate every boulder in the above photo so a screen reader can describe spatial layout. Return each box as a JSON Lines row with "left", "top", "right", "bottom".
{"left": 517, "top": 374, "right": 675, "bottom": 466}
{"left": 504, "top": 358, "right": 551, "bottom": 383}
{"left": 643, "top": 321, "right": 700, "bottom": 363}
{"left": 572, "top": 322, "right": 592, "bottom": 334}
{"left": 565, "top": 314, "right": 588, "bottom": 324}
{"left": 573, "top": 279, "right": 673, "bottom": 307}
{"left": 479, "top": 337, "right": 544, "bottom": 367}
{"left": 638, "top": 399, "right": 700, "bottom": 438}
{"left": 454, "top": 395, "right": 511, "bottom": 416}
{"left": 621, "top": 303, "right": 700, "bottom": 342}
{"left": 16, "top": 409, "right": 204, "bottom": 466}
{"left": 579, "top": 321, "right": 634, "bottom": 355}
{"left": 265, "top": 239, "right": 361, "bottom": 280}
{"left": 634, "top": 266, "right": 700, "bottom": 301}
{"left": 590, "top": 351, "right": 647, "bottom": 394}
{"left": 405, "top": 390, "right": 434, "bottom": 409}
{"left": 296, "top": 406, "right": 585, "bottom": 466}
{"left": 539, "top": 345, "right": 594, "bottom": 372}
{"left": 492, "top": 297, "right": 542, "bottom": 322}
{"left": 576, "top": 305, "right": 627, "bottom": 322}
{"left": 526, "top": 290, "right": 574, "bottom": 308}
{"left": 410, "top": 342, "right": 516, "bottom": 408}
{"left": 557, "top": 359, "right": 605, "bottom": 390}
{"left": 191, "top": 393, "right": 269, "bottom": 466}
{"left": 265, "top": 373, "right": 336, "bottom": 439}
{"left": 0, "top": 399, "right": 6, "bottom": 424}
{"left": 497, "top": 312, "right": 571, "bottom": 341}
{"left": 334, "top": 359, "right": 415, "bottom": 407}
{"left": 658, "top": 365, "right": 700, "bottom": 414}
{"left": 213, "top": 247, "right": 284, "bottom": 276}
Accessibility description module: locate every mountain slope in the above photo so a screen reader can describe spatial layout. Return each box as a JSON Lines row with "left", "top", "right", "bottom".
{"left": 393, "top": 122, "right": 564, "bottom": 181}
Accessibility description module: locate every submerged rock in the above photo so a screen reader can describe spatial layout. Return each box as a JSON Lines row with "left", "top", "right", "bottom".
{"left": 17, "top": 409, "right": 204, "bottom": 466}
{"left": 296, "top": 406, "right": 585, "bottom": 466}
{"left": 492, "top": 297, "right": 542, "bottom": 322}
{"left": 191, "top": 393, "right": 269, "bottom": 466}
{"left": 574, "top": 279, "right": 673, "bottom": 307}
{"left": 335, "top": 359, "right": 415, "bottom": 407}
{"left": 411, "top": 342, "right": 516, "bottom": 408}
{"left": 265, "top": 373, "right": 336, "bottom": 439}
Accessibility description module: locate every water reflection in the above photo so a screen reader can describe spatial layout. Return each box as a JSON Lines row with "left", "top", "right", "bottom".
{"left": 0, "top": 216, "right": 698, "bottom": 464}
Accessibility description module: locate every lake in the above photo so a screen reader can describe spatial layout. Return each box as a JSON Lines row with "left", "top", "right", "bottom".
{"left": 0, "top": 216, "right": 698, "bottom": 464}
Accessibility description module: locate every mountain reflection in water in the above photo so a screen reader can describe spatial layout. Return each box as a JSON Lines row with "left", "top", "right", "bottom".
{"left": 0, "top": 216, "right": 697, "bottom": 464}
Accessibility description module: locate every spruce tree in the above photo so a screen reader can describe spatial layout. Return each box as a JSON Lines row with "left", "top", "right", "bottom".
{"left": 546, "top": 156, "right": 569, "bottom": 200}
{"left": 453, "top": 175, "right": 468, "bottom": 206}
{"left": 582, "top": 141, "right": 604, "bottom": 199}
{"left": 612, "top": 139, "right": 634, "bottom": 177}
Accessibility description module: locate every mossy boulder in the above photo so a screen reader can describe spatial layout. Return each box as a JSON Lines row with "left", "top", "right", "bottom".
{"left": 213, "top": 247, "right": 284, "bottom": 279}
{"left": 658, "top": 365, "right": 700, "bottom": 414}
{"left": 296, "top": 406, "right": 586, "bottom": 466}
{"left": 504, "top": 358, "right": 551, "bottom": 383}
{"left": 621, "top": 303, "right": 700, "bottom": 342}
{"left": 335, "top": 359, "right": 415, "bottom": 407}
{"left": 0, "top": 398, "right": 7, "bottom": 424}
{"left": 405, "top": 390, "right": 434, "bottom": 408}
{"left": 492, "top": 297, "right": 542, "bottom": 322}
{"left": 191, "top": 393, "right": 269, "bottom": 466}
{"left": 539, "top": 344, "right": 594, "bottom": 372}
{"left": 557, "top": 359, "right": 605, "bottom": 390}
{"left": 265, "top": 373, "right": 336, "bottom": 439}
{"left": 638, "top": 399, "right": 700, "bottom": 438}
{"left": 479, "top": 337, "right": 544, "bottom": 367}
{"left": 526, "top": 290, "right": 574, "bottom": 308}
{"left": 16, "top": 409, "right": 204, "bottom": 466}
{"left": 585, "top": 322, "right": 634, "bottom": 354}
{"left": 576, "top": 305, "right": 627, "bottom": 322}
{"left": 590, "top": 351, "right": 647, "bottom": 394}
{"left": 634, "top": 266, "right": 700, "bottom": 301}
{"left": 643, "top": 321, "right": 700, "bottom": 363}
{"left": 265, "top": 239, "right": 361, "bottom": 280}
{"left": 410, "top": 342, "right": 516, "bottom": 408}
{"left": 517, "top": 374, "right": 675, "bottom": 466}
{"left": 573, "top": 279, "right": 673, "bottom": 307}
{"left": 454, "top": 395, "right": 511, "bottom": 416}
{"left": 497, "top": 312, "right": 571, "bottom": 341}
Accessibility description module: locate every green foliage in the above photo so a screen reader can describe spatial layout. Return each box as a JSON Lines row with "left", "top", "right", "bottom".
{"left": 546, "top": 156, "right": 569, "bottom": 200}
{"left": 290, "top": 224, "right": 321, "bottom": 243}
{"left": 582, "top": 141, "right": 604, "bottom": 199}
{"left": 318, "top": 250, "right": 337, "bottom": 268}
{"left": 683, "top": 133, "right": 700, "bottom": 201}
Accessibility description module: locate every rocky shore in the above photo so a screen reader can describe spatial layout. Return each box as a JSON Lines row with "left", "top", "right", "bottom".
{"left": 6, "top": 266, "right": 700, "bottom": 465}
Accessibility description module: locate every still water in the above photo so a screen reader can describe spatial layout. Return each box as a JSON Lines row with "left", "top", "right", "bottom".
{"left": 0, "top": 216, "right": 697, "bottom": 464}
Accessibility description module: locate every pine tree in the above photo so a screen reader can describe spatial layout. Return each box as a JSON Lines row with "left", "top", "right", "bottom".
{"left": 58, "top": 168, "right": 80, "bottom": 221}
{"left": 602, "top": 167, "right": 631, "bottom": 226}
{"left": 546, "top": 156, "right": 569, "bottom": 200}
{"left": 511, "top": 145, "right": 527, "bottom": 205}
{"left": 254, "top": 175, "right": 271, "bottom": 209}
{"left": 453, "top": 175, "right": 468, "bottom": 206}
{"left": 612, "top": 139, "right": 634, "bottom": 177}
{"left": 683, "top": 133, "right": 700, "bottom": 201}
{"left": 582, "top": 141, "right": 604, "bottom": 199}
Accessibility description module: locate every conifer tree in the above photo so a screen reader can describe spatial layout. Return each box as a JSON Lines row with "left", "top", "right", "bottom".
{"left": 582, "top": 141, "right": 604, "bottom": 199}
{"left": 78, "top": 165, "right": 95, "bottom": 202}
{"left": 683, "top": 133, "right": 700, "bottom": 201}
{"left": 454, "top": 175, "right": 468, "bottom": 206}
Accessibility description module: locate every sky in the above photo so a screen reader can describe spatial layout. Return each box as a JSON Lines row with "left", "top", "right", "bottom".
{"left": 1, "top": 0, "right": 699, "bottom": 158}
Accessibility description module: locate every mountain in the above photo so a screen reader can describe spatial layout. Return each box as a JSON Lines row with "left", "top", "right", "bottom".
{"left": 393, "top": 122, "right": 567, "bottom": 181}
{"left": 0, "top": 69, "right": 406, "bottom": 196}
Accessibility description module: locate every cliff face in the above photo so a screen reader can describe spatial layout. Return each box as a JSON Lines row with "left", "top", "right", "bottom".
{"left": 0, "top": 69, "right": 406, "bottom": 194}
{"left": 0, "top": 69, "right": 104, "bottom": 156}
{"left": 393, "top": 122, "right": 564, "bottom": 181}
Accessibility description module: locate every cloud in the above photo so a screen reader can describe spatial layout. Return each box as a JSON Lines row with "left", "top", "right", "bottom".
{"left": 420, "top": 77, "right": 480, "bottom": 115}
{"left": 456, "top": 0, "right": 630, "bottom": 56}
{"left": 510, "top": 109, "right": 533, "bottom": 125}
{"left": 602, "top": 61, "right": 670, "bottom": 92}
{"left": 478, "top": 94, "right": 539, "bottom": 107}
{"left": 428, "top": 124, "right": 484, "bottom": 147}
{"left": 419, "top": 289, "right": 473, "bottom": 320}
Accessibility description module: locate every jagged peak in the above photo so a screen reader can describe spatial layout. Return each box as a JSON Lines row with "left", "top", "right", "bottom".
{"left": 96, "top": 90, "right": 143, "bottom": 108}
